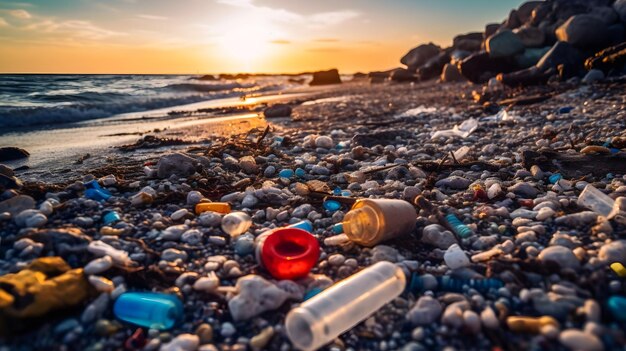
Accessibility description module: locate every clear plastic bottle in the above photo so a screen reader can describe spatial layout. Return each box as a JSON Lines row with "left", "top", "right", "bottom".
{"left": 221, "top": 212, "right": 252, "bottom": 237}
{"left": 285, "top": 261, "right": 406, "bottom": 351}
{"left": 342, "top": 199, "right": 417, "bottom": 247}
{"left": 577, "top": 184, "right": 614, "bottom": 217}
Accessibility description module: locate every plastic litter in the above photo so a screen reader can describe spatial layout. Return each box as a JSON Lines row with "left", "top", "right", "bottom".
{"left": 287, "top": 220, "right": 313, "bottom": 233}
{"left": 285, "top": 261, "right": 405, "bottom": 351}
{"left": 611, "top": 262, "right": 626, "bottom": 277}
{"left": 452, "top": 146, "right": 470, "bottom": 162}
{"left": 332, "top": 223, "right": 344, "bottom": 234}
{"left": 431, "top": 118, "right": 478, "bottom": 139}
{"left": 102, "top": 211, "right": 121, "bottom": 226}
{"left": 608, "top": 296, "right": 626, "bottom": 322}
{"left": 84, "top": 180, "right": 112, "bottom": 201}
{"left": 113, "top": 292, "right": 184, "bottom": 330}
{"left": 577, "top": 184, "right": 614, "bottom": 217}
{"left": 255, "top": 227, "right": 320, "bottom": 280}
{"left": 295, "top": 168, "right": 306, "bottom": 178}
{"left": 409, "top": 273, "right": 504, "bottom": 294}
{"left": 444, "top": 213, "right": 474, "bottom": 238}
{"left": 221, "top": 212, "right": 252, "bottom": 237}
{"left": 195, "top": 202, "right": 231, "bottom": 215}
{"left": 323, "top": 200, "right": 341, "bottom": 212}
{"left": 549, "top": 173, "right": 562, "bottom": 184}
{"left": 279, "top": 169, "right": 294, "bottom": 178}
{"left": 342, "top": 199, "right": 417, "bottom": 247}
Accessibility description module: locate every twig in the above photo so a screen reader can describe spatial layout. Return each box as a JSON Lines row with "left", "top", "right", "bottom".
{"left": 256, "top": 125, "right": 271, "bottom": 147}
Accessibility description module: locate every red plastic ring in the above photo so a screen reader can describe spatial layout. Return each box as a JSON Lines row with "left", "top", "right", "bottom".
{"left": 260, "top": 228, "right": 320, "bottom": 280}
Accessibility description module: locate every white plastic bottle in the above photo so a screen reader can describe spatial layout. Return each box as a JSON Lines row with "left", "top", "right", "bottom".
{"left": 285, "top": 261, "right": 406, "bottom": 350}
{"left": 342, "top": 199, "right": 417, "bottom": 247}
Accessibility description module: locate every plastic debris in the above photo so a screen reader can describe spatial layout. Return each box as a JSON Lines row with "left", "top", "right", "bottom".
{"left": 342, "top": 199, "right": 417, "bottom": 247}
{"left": 256, "top": 228, "right": 320, "bottom": 280}
{"left": 409, "top": 273, "right": 504, "bottom": 294}
{"left": 287, "top": 220, "right": 313, "bottom": 233}
{"left": 279, "top": 169, "right": 294, "bottom": 178}
{"left": 444, "top": 213, "right": 474, "bottom": 238}
{"left": 285, "top": 262, "right": 405, "bottom": 351}
{"left": 113, "top": 292, "right": 184, "bottom": 330}
{"left": 431, "top": 118, "right": 478, "bottom": 139}
{"left": 549, "top": 173, "right": 562, "bottom": 184}
{"left": 332, "top": 223, "right": 344, "bottom": 234}
{"left": 221, "top": 212, "right": 252, "bottom": 237}
{"left": 295, "top": 168, "right": 306, "bottom": 178}
{"left": 611, "top": 262, "right": 626, "bottom": 277}
{"left": 84, "top": 180, "right": 112, "bottom": 201}
{"left": 608, "top": 296, "right": 626, "bottom": 322}
{"left": 323, "top": 199, "right": 341, "bottom": 212}
{"left": 102, "top": 210, "right": 121, "bottom": 226}
{"left": 577, "top": 184, "right": 614, "bottom": 217}
{"left": 195, "top": 202, "right": 231, "bottom": 215}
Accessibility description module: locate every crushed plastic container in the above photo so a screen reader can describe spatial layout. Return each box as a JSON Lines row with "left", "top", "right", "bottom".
{"left": 102, "top": 211, "right": 121, "bottom": 226}
{"left": 342, "top": 199, "right": 417, "bottom": 247}
{"left": 285, "top": 261, "right": 406, "bottom": 351}
{"left": 84, "top": 181, "right": 112, "bottom": 201}
{"left": 221, "top": 212, "right": 251, "bottom": 237}
{"left": 255, "top": 227, "right": 320, "bottom": 280}
{"left": 113, "top": 292, "right": 184, "bottom": 330}
{"left": 195, "top": 202, "right": 231, "bottom": 215}
{"left": 577, "top": 184, "right": 614, "bottom": 217}
{"left": 431, "top": 118, "right": 478, "bottom": 139}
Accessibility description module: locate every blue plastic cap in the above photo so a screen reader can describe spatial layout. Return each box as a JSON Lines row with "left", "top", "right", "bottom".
{"left": 113, "top": 292, "right": 184, "bottom": 330}
{"left": 288, "top": 220, "right": 313, "bottom": 233}
{"left": 323, "top": 200, "right": 341, "bottom": 212}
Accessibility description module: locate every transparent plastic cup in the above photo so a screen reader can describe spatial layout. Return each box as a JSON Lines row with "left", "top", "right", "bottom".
{"left": 285, "top": 261, "right": 406, "bottom": 350}
{"left": 342, "top": 199, "right": 417, "bottom": 247}
{"left": 577, "top": 184, "right": 614, "bottom": 217}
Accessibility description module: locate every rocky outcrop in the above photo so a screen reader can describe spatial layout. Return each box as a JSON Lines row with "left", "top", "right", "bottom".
{"left": 309, "top": 69, "right": 342, "bottom": 86}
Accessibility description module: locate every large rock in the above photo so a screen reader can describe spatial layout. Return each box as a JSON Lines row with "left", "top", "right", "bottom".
{"left": 516, "top": 1, "right": 544, "bottom": 24}
{"left": 515, "top": 47, "right": 551, "bottom": 68}
{"left": 309, "top": 69, "right": 341, "bottom": 86}
{"left": 453, "top": 32, "right": 483, "bottom": 52}
{"left": 514, "top": 26, "right": 545, "bottom": 47}
{"left": 589, "top": 6, "right": 619, "bottom": 24}
{"left": 536, "top": 41, "right": 584, "bottom": 75}
{"left": 390, "top": 68, "right": 418, "bottom": 82}
{"left": 484, "top": 23, "right": 500, "bottom": 39}
{"left": 459, "top": 51, "right": 517, "bottom": 83}
{"left": 616, "top": 0, "right": 626, "bottom": 22}
{"left": 0, "top": 147, "right": 29, "bottom": 162}
{"left": 441, "top": 63, "right": 464, "bottom": 82}
{"left": 400, "top": 43, "right": 441, "bottom": 71}
{"left": 486, "top": 29, "right": 525, "bottom": 58}
{"left": 555, "top": 15, "right": 609, "bottom": 49}
{"left": 156, "top": 153, "right": 209, "bottom": 179}
{"left": 263, "top": 104, "right": 292, "bottom": 118}
{"left": 416, "top": 52, "right": 451, "bottom": 81}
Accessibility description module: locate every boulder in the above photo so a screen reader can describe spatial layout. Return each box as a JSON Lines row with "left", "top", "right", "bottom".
{"left": 416, "top": 52, "right": 451, "bottom": 81}
{"left": 486, "top": 29, "right": 525, "bottom": 58}
{"left": 514, "top": 26, "right": 545, "bottom": 47}
{"left": 400, "top": 43, "right": 441, "bottom": 71}
{"left": 351, "top": 72, "right": 367, "bottom": 80}
{"left": 516, "top": 1, "right": 544, "bottom": 24}
{"left": 497, "top": 66, "right": 552, "bottom": 86}
{"left": 453, "top": 32, "right": 483, "bottom": 52}
{"left": 515, "top": 47, "right": 551, "bottom": 68}
{"left": 616, "top": 0, "right": 626, "bottom": 22}
{"left": 263, "top": 104, "right": 292, "bottom": 118}
{"left": 196, "top": 74, "right": 217, "bottom": 81}
{"left": 0, "top": 147, "right": 29, "bottom": 162}
{"left": 589, "top": 6, "right": 619, "bottom": 25}
{"left": 459, "top": 51, "right": 517, "bottom": 83}
{"left": 536, "top": 41, "right": 584, "bottom": 75}
{"left": 390, "top": 68, "right": 418, "bottom": 82}
{"left": 441, "top": 63, "right": 465, "bottom": 82}
{"left": 530, "top": 3, "right": 551, "bottom": 26}
{"left": 555, "top": 15, "right": 609, "bottom": 49}
{"left": 309, "top": 69, "right": 342, "bottom": 86}
{"left": 503, "top": 9, "right": 522, "bottom": 30}
{"left": 607, "top": 23, "right": 626, "bottom": 46}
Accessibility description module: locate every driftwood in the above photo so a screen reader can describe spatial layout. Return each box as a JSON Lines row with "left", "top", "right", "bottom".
{"left": 522, "top": 150, "right": 626, "bottom": 177}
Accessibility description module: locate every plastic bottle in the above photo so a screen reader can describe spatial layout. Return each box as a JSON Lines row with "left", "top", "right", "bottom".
{"left": 255, "top": 227, "right": 320, "bottom": 280}
{"left": 195, "top": 202, "right": 231, "bottom": 215}
{"left": 578, "top": 184, "right": 614, "bottom": 217}
{"left": 221, "top": 212, "right": 251, "bottom": 237}
{"left": 285, "top": 262, "right": 406, "bottom": 350}
{"left": 342, "top": 199, "right": 416, "bottom": 247}
{"left": 113, "top": 292, "right": 184, "bottom": 330}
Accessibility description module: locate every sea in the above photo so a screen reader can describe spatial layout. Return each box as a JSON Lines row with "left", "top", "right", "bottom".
{"left": 0, "top": 74, "right": 305, "bottom": 130}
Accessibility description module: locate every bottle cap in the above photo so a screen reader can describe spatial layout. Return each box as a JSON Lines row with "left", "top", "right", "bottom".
{"left": 258, "top": 228, "right": 319, "bottom": 280}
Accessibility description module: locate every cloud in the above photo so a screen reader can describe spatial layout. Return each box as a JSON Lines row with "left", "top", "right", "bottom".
{"left": 137, "top": 14, "right": 168, "bottom": 21}
{"left": 26, "top": 19, "right": 125, "bottom": 40}
{"left": 309, "top": 10, "right": 359, "bottom": 27}
{"left": 8, "top": 9, "right": 31, "bottom": 19}
{"left": 0, "top": 17, "right": 8, "bottom": 27}
{"left": 270, "top": 39, "right": 291, "bottom": 44}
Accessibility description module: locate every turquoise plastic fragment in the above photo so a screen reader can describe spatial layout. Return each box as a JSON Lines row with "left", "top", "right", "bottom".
{"left": 549, "top": 174, "right": 562, "bottom": 184}
{"left": 278, "top": 169, "right": 294, "bottom": 178}
{"left": 103, "top": 211, "right": 121, "bottom": 225}
{"left": 113, "top": 292, "right": 184, "bottom": 330}
{"left": 304, "top": 287, "right": 324, "bottom": 300}
{"left": 323, "top": 200, "right": 341, "bottom": 212}
{"left": 84, "top": 180, "right": 111, "bottom": 201}
{"left": 444, "top": 213, "right": 473, "bottom": 238}
{"left": 295, "top": 168, "right": 306, "bottom": 178}
{"left": 608, "top": 296, "right": 626, "bottom": 323}
{"left": 332, "top": 223, "right": 344, "bottom": 234}
{"left": 288, "top": 220, "right": 313, "bottom": 233}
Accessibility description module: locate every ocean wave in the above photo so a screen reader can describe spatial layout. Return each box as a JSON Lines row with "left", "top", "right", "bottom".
{"left": 161, "top": 82, "right": 246, "bottom": 93}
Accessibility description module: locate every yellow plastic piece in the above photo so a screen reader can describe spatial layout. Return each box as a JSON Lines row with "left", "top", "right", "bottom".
{"left": 506, "top": 316, "right": 559, "bottom": 334}
{"left": 195, "top": 202, "right": 231, "bottom": 215}
{"left": 611, "top": 262, "right": 626, "bottom": 277}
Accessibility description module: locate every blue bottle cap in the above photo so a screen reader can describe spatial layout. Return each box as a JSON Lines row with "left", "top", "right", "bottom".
{"left": 85, "top": 188, "right": 111, "bottom": 202}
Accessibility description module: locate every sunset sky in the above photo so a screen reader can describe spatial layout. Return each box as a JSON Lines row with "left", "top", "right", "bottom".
{"left": 0, "top": 0, "right": 525, "bottom": 74}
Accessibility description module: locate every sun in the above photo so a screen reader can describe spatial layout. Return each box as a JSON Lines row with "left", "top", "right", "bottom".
{"left": 214, "top": 13, "right": 276, "bottom": 71}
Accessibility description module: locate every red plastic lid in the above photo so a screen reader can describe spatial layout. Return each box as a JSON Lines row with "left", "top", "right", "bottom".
{"left": 260, "top": 228, "right": 320, "bottom": 280}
